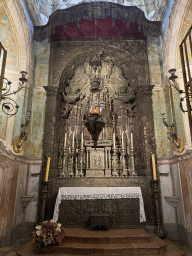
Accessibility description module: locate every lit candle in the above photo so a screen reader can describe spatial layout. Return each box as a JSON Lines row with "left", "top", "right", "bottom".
{"left": 122, "top": 132, "right": 124, "bottom": 149}
{"left": 72, "top": 132, "right": 74, "bottom": 148}
{"left": 131, "top": 132, "right": 133, "bottom": 148}
{"left": 45, "top": 157, "right": 51, "bottom": 182}
{"left": 113, "top": 133, "right": 115, "bottom": 148}
{"left": 69, "top": 147, "right": 71, "bottom": 154}
{"left": 81, "top": 132, "right": 84, "bottom": 149}
{"left": 152, "top": 154, "right": 157, "bottom": 180}
{"left": 64, "top": 133, "right": 67, "bottom": 148}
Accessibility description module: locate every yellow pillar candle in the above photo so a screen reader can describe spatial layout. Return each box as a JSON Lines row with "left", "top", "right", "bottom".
{"left": 152, "top": 154, "right": 157, "bottom": 180}
{"left": 45, "top": 157, "right": 51, "bottom": 182}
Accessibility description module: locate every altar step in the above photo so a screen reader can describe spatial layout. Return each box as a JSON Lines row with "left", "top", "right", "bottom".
{"left": 17, "top": 228, "right": 185, "bottom": 256}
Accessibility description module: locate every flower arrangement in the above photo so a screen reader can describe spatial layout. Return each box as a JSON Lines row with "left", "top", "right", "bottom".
{"left": 32, "top": 220, "right": 65, "bottom": 252}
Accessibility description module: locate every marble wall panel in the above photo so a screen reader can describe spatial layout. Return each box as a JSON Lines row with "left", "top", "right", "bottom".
{"left": 179, "top": 159, "right": 192, "bottom": 233}
{"left": 13, "top": 162, "right": 28, "bottom": 227}
{"left": 179, "top": 156, "right": 192, "bottom": 232}
{"left": 0, "top": 108, "right": 8, "bottom": 140}
{"left": 171, "top": 162, "right": 186, "bottom": 228}
{"left": 159, "top": 164, "right": 176, "bottom": 224}
{"left": 25, "top": 164, "right": 41, "bottom": 223}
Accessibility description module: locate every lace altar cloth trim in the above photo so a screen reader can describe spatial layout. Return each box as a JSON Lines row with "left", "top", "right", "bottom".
{"left": 53, "top": 187, "right": 146, "bottom": 222}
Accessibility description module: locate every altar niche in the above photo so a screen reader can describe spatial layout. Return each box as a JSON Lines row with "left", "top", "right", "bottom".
{"left": 53, "top": 53, "right": 143, "bottom": 178}
{"left": 42, "top": 46, "right": 157, "bottom": 224}
{"left": 50, "top": 51, "right": 156, "bottom": 179}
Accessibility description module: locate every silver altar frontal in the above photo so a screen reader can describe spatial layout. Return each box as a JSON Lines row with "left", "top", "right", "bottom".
{"left": 53, "top": 187, "right": 146, "bottom": 223}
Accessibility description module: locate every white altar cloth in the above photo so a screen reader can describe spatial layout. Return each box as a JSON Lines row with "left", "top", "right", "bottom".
{"left": 53, "top": 187, "right": 146, "bottom": 223}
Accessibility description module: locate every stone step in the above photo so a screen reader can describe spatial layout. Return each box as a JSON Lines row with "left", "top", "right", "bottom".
{"left": 64, "top": 228, "right": 151, "bottom": 244}
{"left": 17, "top": 229, "right": 185, "bottom": 256}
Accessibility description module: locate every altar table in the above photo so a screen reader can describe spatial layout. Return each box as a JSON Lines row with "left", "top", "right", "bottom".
{"left": 53, "top": 187, "right": 146, "bottom": 223}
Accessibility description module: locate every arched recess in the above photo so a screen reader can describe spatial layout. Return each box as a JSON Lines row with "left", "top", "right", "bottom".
{"left": 0, "top": 150, "right": 16, "bottom": 239}
{"left": 165, "top": 0, "right": 190, "bottom": 73}
{"left": 51, "top": 44, "right": 151, "bottom": 168}
{"left": 0, "top": 0, "right": 31, "bottom": 150}
{"left": 41, "top": 43, "right": 157, "bottom": 224}
{"left": 4, "top": 0, "right": 30, "bottom": 73}
{"left": 163, "top": 0, "right": 192, "bottom": 148}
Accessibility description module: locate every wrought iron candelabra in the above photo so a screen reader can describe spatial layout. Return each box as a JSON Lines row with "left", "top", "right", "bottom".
{"left": 1, "top": 71, "right": 28, "bottom": 117}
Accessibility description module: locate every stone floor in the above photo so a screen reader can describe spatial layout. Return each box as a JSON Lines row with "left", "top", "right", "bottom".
{"left": 0, "top": 240, "right": 192, "bottom": 256}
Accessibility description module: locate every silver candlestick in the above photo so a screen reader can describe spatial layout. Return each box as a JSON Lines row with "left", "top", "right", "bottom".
{"left": 129, "top": 132, "right": 137, "bottom": 177}
{"left": 121, "top": 148, "right": 127, "bottom": 177}
{"left": 69, "top": 148, "right": 75, "bottom": 177}
{"left": 60, "top": 147, "right": 67, "bottom": 177}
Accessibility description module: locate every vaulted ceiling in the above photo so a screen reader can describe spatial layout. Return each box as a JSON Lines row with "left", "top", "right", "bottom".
{"left": 34, "top": 0, "right": 165, "bottom": 24}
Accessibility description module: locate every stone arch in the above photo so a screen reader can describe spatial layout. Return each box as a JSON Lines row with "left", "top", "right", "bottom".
{"left": 2, "top": 0, "right": 30, "bottom": 76}
{"left": 165, "top": 0, "right": 190, "bottom": 73}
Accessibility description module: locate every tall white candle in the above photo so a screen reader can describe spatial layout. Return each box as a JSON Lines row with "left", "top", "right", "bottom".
{"left": 64, "top": 133, "right": 67, "bottom": 148}
{"left": 122, "top": 132, "right": 124, "bottom": 149}
{"left": 131, "top": 132, "right": 133, "bottom": 148}
{"left": 113, "top": 133, "right": 115, "bottom": 148}
{"left": 81, "top": 132, "right": 84, "bottom": 149}
{"left": 72, "top": 132, "right": 74, "bottom": 148}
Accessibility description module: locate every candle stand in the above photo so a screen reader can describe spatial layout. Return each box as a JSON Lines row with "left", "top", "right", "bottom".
{"left": 41, "top": 181, "right": 50, "bottom": 223}
{"left": 152, "top": 180, "right": 165, "bottom": 238}
{"left": 112, "top": 146, "right": 118, "bottom": 177}
{"left": 121, "top": 148, "right": 127, "bottom": 177}
{"left": 60, "top": 147, "right": 67, "bottom": 177}
{"left": 129, "top": 143, "right": 137, "bottom": 177}
{"left": 78, "top": 148, "right": 84, "bottom": 177}
{"left": 69, "top": 148, "right": 75, "bottom": 177}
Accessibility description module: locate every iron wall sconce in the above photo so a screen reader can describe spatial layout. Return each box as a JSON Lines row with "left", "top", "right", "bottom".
{"left": 161, "top": 69, "right": 185, "bottom": 154}
{"left": 13, "top": 111, "right": 31, "bottom": 153}
{"left": 1, "top": 71, "right": 28, "bottom": 117}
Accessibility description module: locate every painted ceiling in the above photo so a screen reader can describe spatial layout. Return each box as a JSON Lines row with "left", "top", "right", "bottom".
{"left": 35, "top": 0, "right": 157, "bottom": 24}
